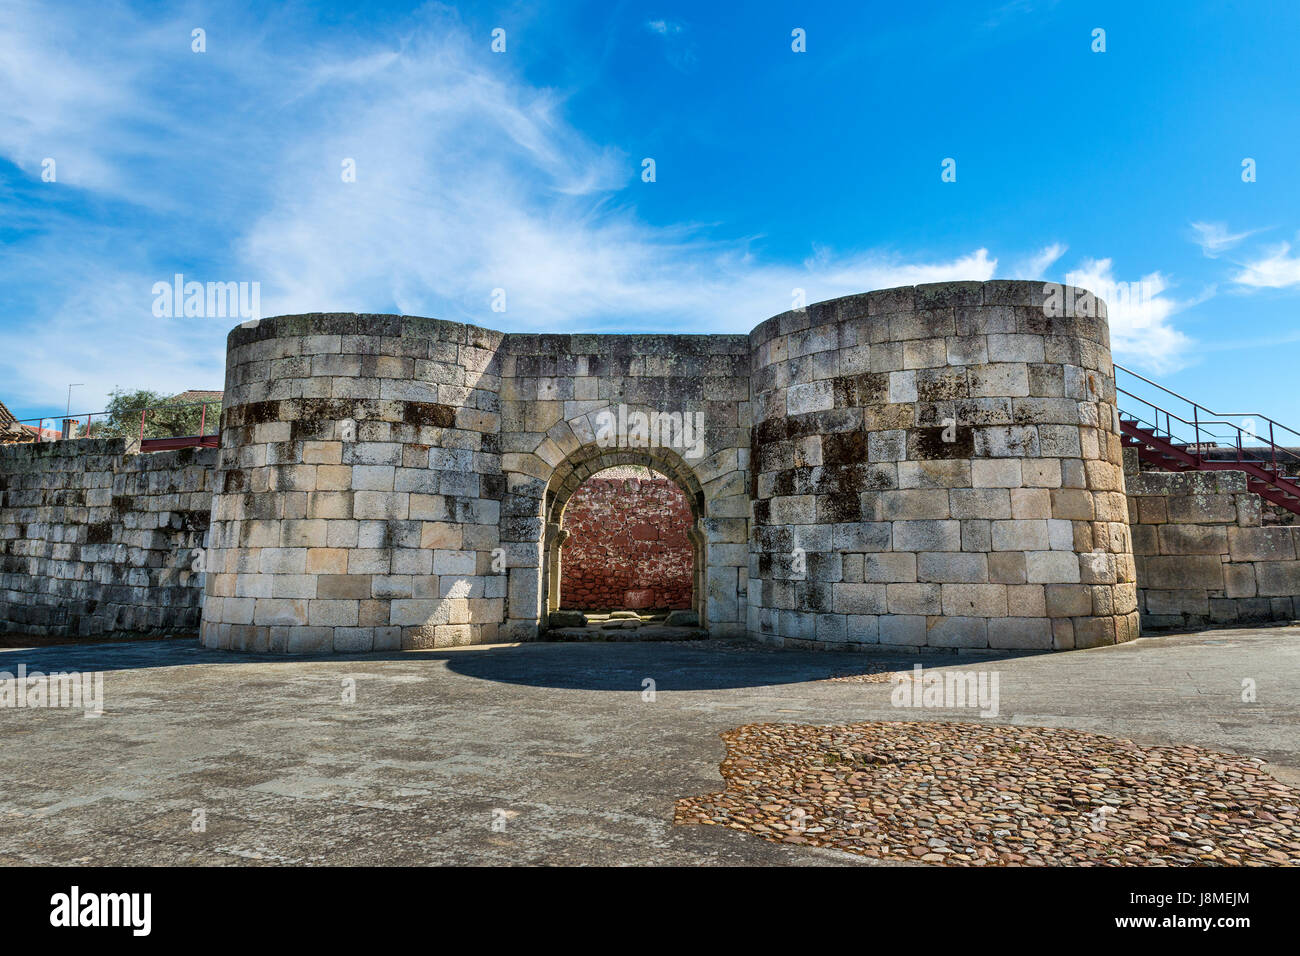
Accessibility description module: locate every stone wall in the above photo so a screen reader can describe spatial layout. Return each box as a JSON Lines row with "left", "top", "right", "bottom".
{"left": 559, "top": 472, "right": 693, "bottom": 610}
{"left": 1125, "top": 450, "right": 1300, "bottom": 629}
{"left": 0, "top": 438, "right": 215, "bottom": 638}
{"left": 748, "top": 281, "right": 1137, "bottom": 652}
{"left": 10, "top": 280, "right": 1297, "bottom": 655}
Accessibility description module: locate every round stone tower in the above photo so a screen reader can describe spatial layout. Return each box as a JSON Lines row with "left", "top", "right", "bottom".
{"left": 200, "top": 314, "right": 504, "bottom": 653}
{"left": 747, "top": 280, "right": 1137, "bottom": 651}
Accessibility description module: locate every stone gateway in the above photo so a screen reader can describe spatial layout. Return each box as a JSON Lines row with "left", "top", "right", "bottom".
{"left": 196, "top": 280, "right": 1138, "bottom": 654}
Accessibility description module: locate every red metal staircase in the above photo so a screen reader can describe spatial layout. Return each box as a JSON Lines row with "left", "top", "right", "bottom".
{"left": 1116, "top": 364, "right": 1300, "bottom": 515}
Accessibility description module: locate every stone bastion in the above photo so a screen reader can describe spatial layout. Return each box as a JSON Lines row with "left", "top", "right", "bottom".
{"left": 198, "top": 279, "right": 1136, "bottom": 654}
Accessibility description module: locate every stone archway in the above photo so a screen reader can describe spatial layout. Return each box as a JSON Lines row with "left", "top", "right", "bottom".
{"left": 540, "top": 444, "right": 708, "bottom": 630}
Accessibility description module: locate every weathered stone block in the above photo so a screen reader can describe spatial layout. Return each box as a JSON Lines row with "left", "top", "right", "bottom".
{"left": 988, "top": 551, "right": 1027, "bottom": 584}
{"left": 988, "top": 617, "right": 1051, "bottom": 649}
{"left": 1072, "top": 615, "right": 1115, "bottom": 648}
{"left": 1006, "top": 584, "right": 1046, "bottom": 617}
{"left": 971, "top": 459, "right": 1021, "bottom": 488}
{"left": 830, "top": 582, "right": 887, "bottom": 614}
{"left": 1157, "top": 524, "right": 1227, "bottom": 555}
{"left": 1256, "top": 561, "right": 1300, "bottom": 598}
{"left": 1010, "top": 488, "right": 1051, "bottom": 520}
{"left": 1224, "top": 563, "right": 1256, "bottom": 598}
{"left": 1044, "top": 584, "right": 1092, "bottom": 618}
{"left": 918, "top": 552, "right": 988, "bottom": 583}
{"left": 1166, "top": 494, "right": 1237, "bottom": 524}
{"left": 892, "top": 520, "right": 961, "bottom": 552}
{"left": 880, "top": 489, "right": 950, "bottom": 520}
{"left": 878, "top": 614, "right": 926, "bottom": 645}
{"left": 1025, "top": 550, "right": 1081, "bottom": 584}
{"left": 949, "top": 488, "right": 1011, "bottom": 520}
{"left": 1228, "top": 527, "right": 1296, "bottom": 562}
{"left": 861, "top": 553, "right": 917, "bottom": 583}
{"left": 925, "top": 616, "right": 988, "bottom": 647}
{"left": 1144, "top": 589, "right": 1208, "bottom": 616}
{"left": 1138, "top": 555, "right": 1224, "bottom": 590}
{"left": 886, "top": 583, "right": 942, "bottom": 615}
{"left": 940, "top": 583, "right": 1007, "bottom": 617}
{"left": 991, "top": 519, "right": 1048, "bottom": 552}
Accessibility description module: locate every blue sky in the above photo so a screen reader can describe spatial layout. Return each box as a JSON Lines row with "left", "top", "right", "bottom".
{"left": 2, "top": 0, "right": 1299, "bottom": 429}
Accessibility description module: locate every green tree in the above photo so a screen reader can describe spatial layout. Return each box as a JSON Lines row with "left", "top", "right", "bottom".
{"left": 86, "top": 389, "right": 221, "bottom": 439}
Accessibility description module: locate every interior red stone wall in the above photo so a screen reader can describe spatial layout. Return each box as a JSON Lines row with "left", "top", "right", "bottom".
{"left": 560, "top": 469, "right": 693, "bottom": 610}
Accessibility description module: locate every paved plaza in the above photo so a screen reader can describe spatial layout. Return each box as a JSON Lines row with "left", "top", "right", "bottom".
{"left": 1, "top": 626, "right": 1296, "bottom": 865}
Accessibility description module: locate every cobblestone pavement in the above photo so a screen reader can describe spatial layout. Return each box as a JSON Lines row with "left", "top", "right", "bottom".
{"left": 0, "top": 624, "right": 1296, "bottom": 865}
{"left": 675, "top": 721, "right": 1300, "bottom": 865}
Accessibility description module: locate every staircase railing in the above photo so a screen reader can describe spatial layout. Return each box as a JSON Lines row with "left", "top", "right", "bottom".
{"left": 1114, "top": 363, "right": 1300, "bottom": 474}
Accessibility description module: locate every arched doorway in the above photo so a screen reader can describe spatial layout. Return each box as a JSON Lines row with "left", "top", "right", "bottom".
{"left": 541, "top": 445, "right": 707, "bottom": 632}
{"left": 556, "top": 465, "right": 694, "bottom": 612}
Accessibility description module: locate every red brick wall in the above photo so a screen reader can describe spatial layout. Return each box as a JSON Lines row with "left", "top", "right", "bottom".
{"left": 560, "top": 472, "right": 693, "bottom": 610}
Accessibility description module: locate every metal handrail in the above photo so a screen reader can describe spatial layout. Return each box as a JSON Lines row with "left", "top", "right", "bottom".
{"left": 1116, "top": 376, "right": 1300, "bottom": 476}
{"left": 1119, "top": 404, "right": 1276, "bottom": 460}
{"left": 10, "top": 400, "right": 221, "bottom": 443}
{"left": 1119, "top": 402, "right": 1249, "bottom": 444}
{"left": 1115, "top": 363, "right": 1300, "bottom": 443}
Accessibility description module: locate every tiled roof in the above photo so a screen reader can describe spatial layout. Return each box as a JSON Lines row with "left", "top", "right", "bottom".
{"left": 0, "top": 401, "right": 45, "bottom": 442}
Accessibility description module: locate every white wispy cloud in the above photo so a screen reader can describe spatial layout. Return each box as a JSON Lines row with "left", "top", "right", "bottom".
{"left": 1065, "top": 259, "right": 1197, "bottom": 373}
{"left": 646, "top": 20, "right": 683, "bottom": 36}
{"left": 644, "top": 17, "right": 694, "bottom": 70}
{"left": 1190, "top": 221, "right": 1261, "bottom": 258}
{"left": 0, "top": 4, "right": 1015, "bottom": 411}
{"left": 0, "top": 3, "right": 1192, "bottom": 413}
{"left": 0, "top": 257, "right": 228, "bottom": 413}
{"left": 0, "top": 0, "right": 153, "bottom": 194}
{"left": 1232, "top": 241, "right": 1300, "bottom": 288}
{"left": 1011, "top": 243, "right": 1066, "bottom": 279}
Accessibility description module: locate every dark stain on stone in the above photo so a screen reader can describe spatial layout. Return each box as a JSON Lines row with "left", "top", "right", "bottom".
{"left": 907, "top": 426, "right": 975, "bottom": 460}
{"left": 480, "top": 474, "right": 505, "bottom": 501}
{"left": 173, "top": 510, "right": 208, "bottom": 532}
{"left": 403, "top": 402, "right": 456, "bottom": 428}
{"left": 291, "top": 418, "right": 334, "bottom": 442}
{"left": 832, "top": 373, "right": 889, "bottom": 408}
{"left": 819, "top": 493, "right": 861, "bottom": 522}
{"left": 822, "top": 430, "right": 868, "bottom": 466}
{"left": 242, "top": 492, "right": 278, "bottom": 520}
{"left": 801, "top": 582, "right": 832, "bottom": 613}
{"left": 237, "top": 401, "right": 281, "bottom": 426}
{"left": 85, "top": 522, "right": 113, "bottom": 545}
{"left": 915, "top": 368, "right": 969, "bottom": 402}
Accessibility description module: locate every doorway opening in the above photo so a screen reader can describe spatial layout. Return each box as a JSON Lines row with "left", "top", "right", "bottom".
{"left": 560, "top": 465, "right": 693, "bottom": 617}
{"left": 542, "top": 452, "right": 707, "bottom": 638}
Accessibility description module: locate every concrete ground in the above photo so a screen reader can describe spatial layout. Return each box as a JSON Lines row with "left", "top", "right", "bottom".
{"left": 0, "top": 624, "right": 1296, "bottom": 866}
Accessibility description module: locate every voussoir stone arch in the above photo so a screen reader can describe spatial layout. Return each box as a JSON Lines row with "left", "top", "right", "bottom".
{"left": 546, "top": 443, "right": 706, "bottom": 525}
{"left": 496, "top": 330, "right": 754, "bottom": 641}
{"left": 534, "top": 442, "right": 710, "bottom": 626}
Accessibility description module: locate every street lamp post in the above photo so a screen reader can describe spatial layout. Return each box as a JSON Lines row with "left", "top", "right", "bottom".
{"left": 66, "top": 383, "right": 83, "bottom": 440}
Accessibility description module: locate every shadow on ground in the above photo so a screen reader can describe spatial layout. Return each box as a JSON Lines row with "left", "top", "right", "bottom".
{"left": 0, "top": 635, "right": 1040, "bottom": 691}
